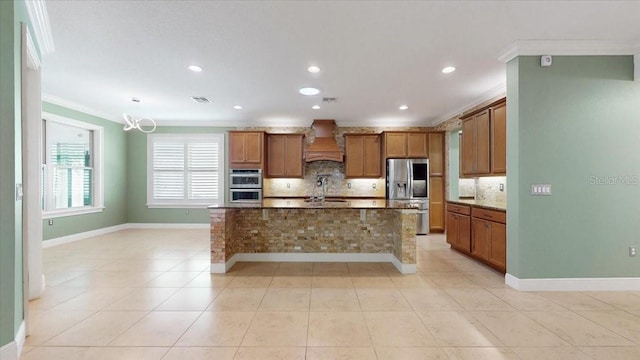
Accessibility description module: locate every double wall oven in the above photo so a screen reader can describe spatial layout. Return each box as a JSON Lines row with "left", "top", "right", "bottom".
{"left": 229, "top": 169, "right": 262, "bottom": 202}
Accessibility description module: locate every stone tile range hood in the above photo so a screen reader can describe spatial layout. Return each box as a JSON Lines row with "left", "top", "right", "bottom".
{"left": 304, "top": 119, "right": 344, "bottom": 162}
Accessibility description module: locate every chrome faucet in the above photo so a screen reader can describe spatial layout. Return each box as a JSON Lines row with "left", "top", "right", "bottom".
{"left": 315, "top": 174, "right": 330, "bottom": 201}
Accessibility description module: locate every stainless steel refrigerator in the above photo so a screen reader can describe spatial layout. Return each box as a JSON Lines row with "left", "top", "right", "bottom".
{"left": 386, "top": 158, "right": 430, "bottom": 234}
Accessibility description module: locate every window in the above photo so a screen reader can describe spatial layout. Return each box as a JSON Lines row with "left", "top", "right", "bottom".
{"left": 42, "top": 113, "right": 104, "bottom": 217}
{"left": 147, "top": 133, "right": 224, "bottom": 207}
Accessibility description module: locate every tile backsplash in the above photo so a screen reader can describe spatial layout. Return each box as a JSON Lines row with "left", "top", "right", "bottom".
{"left": 457, "top": 176, "right": 507, "bottom": 203}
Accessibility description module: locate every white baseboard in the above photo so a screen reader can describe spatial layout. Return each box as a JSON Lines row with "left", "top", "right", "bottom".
{"left": 43, "top": 223, "right": 209, "bottom": 248}
{"left": 211, "top": 253, "right": 417, "bottom": 274}
{"left": 127, "top": 223, "right": 209, "bottom": 229}
{"left": 0, "top": 321, "right": 25, "bottom": 360}
{"left": 506, "top": 273, "right": 640, "bottom": 291}
{"left": 43, "top": 223, "right": 129, "bottom": 248}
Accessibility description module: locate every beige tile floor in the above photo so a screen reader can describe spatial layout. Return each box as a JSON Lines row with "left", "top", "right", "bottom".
{"left": 21, "top": 229, "right": 640, "bottom": 359}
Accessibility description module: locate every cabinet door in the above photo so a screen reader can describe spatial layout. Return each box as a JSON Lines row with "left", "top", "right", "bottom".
{"left": 229, "top": 132, "right": 247, "bottom": 163}
{"left": 362, "top": 135, "right": 381, "bottom": 177}
{"left": 475, "top": 110, "right": 491, "bottom": 174}
{"left": 385, "top": 133, "right": 407, "bottom": 158}
{"left": 429, "top": 177, "right": 444, "bottom": 232}
{"left": 284, "top": 135, "right": 303, "bottom": 177}
{"left": 244, "top": 132, "right": 263, "bottom": 163}
{"left": 428, "top": 132, "right": 444, "bottom": 176}
{"left": 471, "top": 218, "right": 490, "bottom": 260}
{"left": 461, "top": 119, "right": 475, "bottom": 175}
{"left": 446, "top": 212, "right": 458, "bottom": 245}
{"left": 407, "top": 132, "right": 428, "bottom": 158}
{"left": 458, "top": 214, "right": 471, "bottom": 252}
{"left": 267, "top": 135, "right": 286, "bottom": 177}
{"left": 489, "top": 222, "right": 506, "bottom": 271}
{"left": 491, "top": 102, "right": 507, "bottom": 174}
{"left": 345, "top": 136, "right": 364, "bottom": 178}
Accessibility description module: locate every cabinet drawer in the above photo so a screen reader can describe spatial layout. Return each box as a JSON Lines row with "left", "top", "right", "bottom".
{"left": 471, "top": 207, "right": 506, "bottom": 223}
{"left": 447, "top": 203, "right": 471, "bottom": 215}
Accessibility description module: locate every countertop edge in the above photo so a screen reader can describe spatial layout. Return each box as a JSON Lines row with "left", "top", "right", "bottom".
{"left": 447, "top": 199, "right": 507, "bottom": 211}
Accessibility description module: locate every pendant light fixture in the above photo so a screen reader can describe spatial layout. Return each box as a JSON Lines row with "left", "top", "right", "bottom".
{"left": 123, "top": 97, "right": 156, "bottom": 133}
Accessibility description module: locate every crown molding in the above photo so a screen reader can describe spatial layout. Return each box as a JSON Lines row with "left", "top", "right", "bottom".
{"left": 498, "top": 40, "right": 639, "bottom": 63}
{"left": 432, "top": 83, "right": 506, "bottom": 126}
{"left": 155, "top": 119, "right": 242, "bottom": 127}
{"left": 42, "top": 94, "right": 121, "bottom": 123}
{"left": 24, "top": 0, "right": 55, "bottom": 56}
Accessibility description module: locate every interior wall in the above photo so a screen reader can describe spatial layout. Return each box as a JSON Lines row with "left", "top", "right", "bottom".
{"left": 447, "top": 130, "right": 460, "bottom": 200}
{"left": 507, "top": 56, "right": 640, "bottom": 279}
{"left": 0, "top": 0, "right": 27, "bottom": 348}
{"left": 41, "top": 102, "right": 128, "bottom": 240}
{"left": 125, "top": 126, "right": 232, "bottom": 224}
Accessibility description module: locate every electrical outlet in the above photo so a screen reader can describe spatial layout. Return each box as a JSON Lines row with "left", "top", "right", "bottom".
{"left": 185, "top": 210, "right": 190, "bottom": 215}
{"left": 347, "top": 183, "right": 351, "bottom": 189}
{"left": 48, "top": 219, "right": 53, "bottom": 225}
{"left": 499, "top": 183, "right": 504, "bottom": 192}
{"left": 372, "top": 183, "right": 376, "bottom": 189}
{"left": 287, "top": 183, "right": 291, "bottom": 188}
{"left": 630, "top": 246, "right": 637, "bottom": 257}
{"left": 294, "top": 245, "right": 301, "bottom": 250}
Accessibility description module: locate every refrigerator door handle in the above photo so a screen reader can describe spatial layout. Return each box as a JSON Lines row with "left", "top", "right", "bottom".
{"left": 407, "top": 160, "right": 413, "bottom": 199}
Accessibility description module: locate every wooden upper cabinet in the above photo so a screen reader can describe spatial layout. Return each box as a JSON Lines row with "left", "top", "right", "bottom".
{"left": 428, "top": 132, "right": 444, "bottom": 176}
{"left": 383, "top": 132, "right": 429, "bottom": 159}
{"left": 461, "top": 98, "right": 507, "bottom": 176}
{"left": 266, "top": 134, "right": 304, "bottom": 178}
{"left": 384, "top": 132, "right": 407, "bottom": 158}
{"left": 345, "top": 134, "right": 381, "bottom": 178}
{"left": 491, "top": 101, "right": 507, "bottom": 174}
{"left": 229, "top": 131, "right": 264, "bottom": 168}
{"left": 407, "top": 132, "right": 428, "bottom": 158}
{"left": 461, "top": 109, "right": 491, "bottom": 176}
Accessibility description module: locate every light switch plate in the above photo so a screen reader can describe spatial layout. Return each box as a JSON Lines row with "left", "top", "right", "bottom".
{"left": 531, "top": 184, "right": 552, "bottom": 195}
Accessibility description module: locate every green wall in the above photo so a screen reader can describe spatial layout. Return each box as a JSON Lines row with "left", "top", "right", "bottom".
{"left": 507, "top": 56, "right": 640, "bottom": 279}
{"left": 41, "top": 102, "right": 128, "bottom": 240}
{"left": 125, "top": 126, "right": 232, "bottom": 223}
{"left": 0, "top": 0, "right": 27, "bottom": 348}
{"left": 448, "top": 130, "right": 460, "bottom": 200}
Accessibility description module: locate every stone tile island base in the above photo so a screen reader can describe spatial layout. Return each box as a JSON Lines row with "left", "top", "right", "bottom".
{"left": 210, "top": 208, "right": 417, "bottom": 274}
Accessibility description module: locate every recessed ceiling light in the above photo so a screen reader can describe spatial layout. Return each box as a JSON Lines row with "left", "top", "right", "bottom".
{"left": 233, "top": 105, "right": 243, "bottom": 110}
{"left": 399, "top": 105, "right": 409, "bottom": 110}
{"left": 188, "top": 65, "right": 203, "bottom": 72}
{"left": 442, "top": 66, "right": 456, "bottom": 74}
{"left": 307, "top": 66, "right": 320, "bottom": 73}
{"left": 299, "top": 87, "right": 320, "bottom": 96}
{"left": 312, "top": 105, "right": 320, "bottom": 110}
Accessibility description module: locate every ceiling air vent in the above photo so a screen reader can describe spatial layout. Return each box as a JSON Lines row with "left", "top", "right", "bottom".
{"left": 190, "top": 96, "right": 211, "bottom": 103}
{"left": 322, "top": 97, "right": 337, "bottom": 103}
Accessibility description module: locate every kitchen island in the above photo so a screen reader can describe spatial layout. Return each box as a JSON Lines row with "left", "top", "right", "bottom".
{"left": 208, "top": 199, "right": 418, "bottom": 274}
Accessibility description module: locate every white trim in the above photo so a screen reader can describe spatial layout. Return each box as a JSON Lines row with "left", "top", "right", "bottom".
{"left": 154, "top": 120, "right": 243, "bottom": 127}
{"left": 24, "top": 0, "right": 54, "bottom": 55}
{"left": 634, "top": 53, "right": 639, "bottom": 81}
{"left": 0, "top": 321, "right": 25, "bottom": 360}
{"left": 505, "top": 273, "right": 640, "bottom": 292}
{"left": 432, "top": 84, "right": 506, "bottom": 126}
{"left": 42, "top": 223, "right": 210, "bottom": 248}
{"left": 498, "top": 40, "right": 640, "bottom": 63}
{"left": 42, "top": 94, "right": 120, "bottom": 123}
{"left": 211, "top": 253, "right": 416, "bottom": 274}
{"left": 126, "top": 223, "right": 209, "bottom": 229}
{"left": 43, "top": 206, "right": 105, "bottom": 219}
{"left": 25, "top": 29, "right": 40, "bottom": 69}
{"left": 42, "top": 223, "right": 130, "bottom": 248}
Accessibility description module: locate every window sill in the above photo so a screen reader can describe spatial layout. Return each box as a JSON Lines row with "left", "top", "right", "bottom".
{"left": 43, "top": 206, "right": 105, "bottom": 219}
{"left": 146, "top": 204, "right": 219, "bottom": 209}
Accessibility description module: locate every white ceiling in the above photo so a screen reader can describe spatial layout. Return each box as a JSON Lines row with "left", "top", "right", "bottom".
{"left": 41, "top": 1, "right": 640, "bottom": 127}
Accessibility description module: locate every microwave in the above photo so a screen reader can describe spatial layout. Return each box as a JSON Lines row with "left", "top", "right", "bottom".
{"left": 229, "top": 188, "right": 262, "bottom": 202}
{"left": 229, "top": 169, "right": 262, "bottom": 189}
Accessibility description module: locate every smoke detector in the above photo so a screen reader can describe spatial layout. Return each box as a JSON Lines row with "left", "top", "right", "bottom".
{"left": 322, "top": 97, "right": 337, "bottom": 103}
{"left": 190, "top": 96, "right": 211, "bottom": 103}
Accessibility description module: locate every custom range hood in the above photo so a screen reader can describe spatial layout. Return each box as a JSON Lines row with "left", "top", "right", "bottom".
{"left": 304, "top": 119, "right": 344, "bottom": 162}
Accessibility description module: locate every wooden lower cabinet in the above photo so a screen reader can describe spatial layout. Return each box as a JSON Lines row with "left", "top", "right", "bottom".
{"left": 446, "top": 211, "right": 471, "bottom": 252}
{"left": 446, "top": 201, "right": 506, "bottom": 273}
